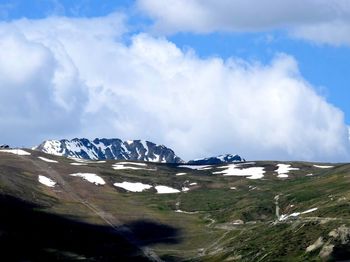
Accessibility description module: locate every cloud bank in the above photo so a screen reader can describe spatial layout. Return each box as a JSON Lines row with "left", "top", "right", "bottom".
{"left": 137, "top": 0, "right": 350, "bottom": 46}
{"left": 0, "top": 13, "right": 349, "bottom": 161}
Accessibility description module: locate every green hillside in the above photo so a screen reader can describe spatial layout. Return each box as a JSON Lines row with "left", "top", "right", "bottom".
{"left": 0, "top": 149, "right": 350, "bottom": 261}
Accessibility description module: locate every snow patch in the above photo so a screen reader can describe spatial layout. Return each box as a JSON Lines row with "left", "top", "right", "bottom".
{"left": 213, "top": 164, "right": 265, "bottom": 179}
{"left": 113, "top": 182, "right": 152, "bottom": 192}
{"left": 70, "top": 163, "right": 87, "bottom": 166}
{"left": 64, "top": 140, "right": 98, "bottom": 160}
{"left": 70, "top": 158, "right": 105, "bottom": 164}
{"left": 201, "top": 167, "right": 213, "bottom": 170}
{"left": 112, "top": 163, "right": 153, "bottom": 170}
{"left": 276, "top": 164, "right": 299, "bottom": 178}
{"left": 38, "top": 156, "right": 58, "bottom": 163}
{"left": 155, "top": 185, "right": 180, "bottom": 194}
{"left": 313, "top": 165, "right": 334, "bottom": 169}
{"left": 140, "top": 140, "right": 149, "bottom": 154}
{"left": 70, "top": 158, "right": 90, "bottom": 163}
{"left": 152, "top": 153, "right": 161, "bottom": 162}
{"left": 176, "top": 172, "right": 187, "bottom": 176}
{"left": 302, "top": 208, "right": 318, "bottom": 214}
{"left": 182, "top": 187, "right": 190, "bottom": 192}
{"left": 117, "top": 162, "right": 147, "bottom": 166}
{"left": 38, "top": 175, "right": 56, "bottom": 187}
{"left": 249, "top": 185, "right": 257, "bottom": 191}
{"left": 179, "top": 165, "right": 212, "bottom": 170}
{"left": 279, "top": 207, "right": 318, "bottom": 221}
{"left": 175, "top": 209, "right": 198, "bottom": 214}
{"left": 39, "top": 140, "right": 62, "bottom": 156}
{"left": 0, "top": 149, "right": 31, "bottom": 155}
{"left": 70, "top": 173, "right": 105, "bottom": 185}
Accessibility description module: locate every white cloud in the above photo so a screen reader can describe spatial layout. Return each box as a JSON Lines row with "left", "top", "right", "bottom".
{"left": 136, "top": 0, "right": 350, "bottom": 46}
{"left": 0, "top": 28, "right": 86, "bottom": 146}
{"left": 292, "top": 21, "right": 350, "bottom": 46}
{"left": 0, "top": 14, "right": 349, "bottom": 161}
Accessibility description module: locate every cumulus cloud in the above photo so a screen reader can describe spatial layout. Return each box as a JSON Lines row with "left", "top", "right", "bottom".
{"left": 136, "top": 0, "right": 350, "bottom": 46}
{"left": 0, "top": 27, "right": 87, "bottom": 146}
{"left": 0, "top": 13, "right": 349, "bottom": 161}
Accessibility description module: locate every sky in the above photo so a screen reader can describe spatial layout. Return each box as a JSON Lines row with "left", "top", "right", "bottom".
{"left": 0, "top": 0, "right": 350, "bottom": 162}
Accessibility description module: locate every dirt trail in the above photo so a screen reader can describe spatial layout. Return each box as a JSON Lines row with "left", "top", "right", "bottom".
{"left": 26, "top": 156, "right": 163, "bottom": 262}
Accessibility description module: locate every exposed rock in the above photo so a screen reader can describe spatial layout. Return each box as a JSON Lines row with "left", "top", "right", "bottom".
{"left": 306, "top": 237, "right": 324, "bottom": 252}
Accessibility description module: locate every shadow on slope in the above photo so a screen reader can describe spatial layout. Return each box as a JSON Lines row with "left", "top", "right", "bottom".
{"left": 0, "top": 194, "right": 181, "bottom": 261}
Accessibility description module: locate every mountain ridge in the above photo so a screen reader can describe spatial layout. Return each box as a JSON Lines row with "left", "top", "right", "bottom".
{"left": 33, "top": 138, "right": 245, "bottom": 164}
{"left": 188, "top": 154, "right": 244, "bottom": 165}
{"left": 33, "top": 138, "right": 183, "bottom": 163}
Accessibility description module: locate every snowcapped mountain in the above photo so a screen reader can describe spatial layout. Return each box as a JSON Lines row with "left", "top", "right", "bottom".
{"left": 33, "top": 138, "right": 183, "bottom": 163}
{"left": 187, "top": 154, "right": 244, "bottom": 165}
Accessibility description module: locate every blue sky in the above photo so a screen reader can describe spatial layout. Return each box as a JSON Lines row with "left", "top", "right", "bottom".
{"left": 0, "top": 0, "right": 133, "bottom": 19}
{"left": 0, "top": 0, "right": 350, "bottom": 161}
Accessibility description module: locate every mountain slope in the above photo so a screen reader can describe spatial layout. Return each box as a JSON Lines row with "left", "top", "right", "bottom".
{"left": 34, "top": 138, "right": 183, "bottom": 163}
{"left": 0, "top": 149, "right": 349, "bottom": 261}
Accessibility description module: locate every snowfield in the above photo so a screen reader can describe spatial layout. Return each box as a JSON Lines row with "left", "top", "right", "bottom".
{"left": 38, "top": 156, "right": 58, "bottom": 163}
{"left": 113, "top": 182, "right": 152, "bottom": 192}
{"left": 155, "top": 185, "right": 180, "bottom": 194}
{"left": 276, "top": 164, "right": 299, "bottom": 178}
{"left": 0, "top": 149, "right": 31, "bottom": 155}
{"left": 38, "top": 175, "right": 56, "bottom": 187}
{"left": 70, "top": 173, "right": 105, "bottom": 185}
{"left": 213, "top": 164, "right": 265, "bottom": 179}
{"left": 176, "top": 173, "right": 187, "bottom": 176}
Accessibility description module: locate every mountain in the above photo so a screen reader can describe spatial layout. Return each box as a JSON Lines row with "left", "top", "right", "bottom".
{"left": 33, "top": 138, "right": 183, "bottom": 163}
{"left": 188, "top": 154, "right": 244, "bottom": 165}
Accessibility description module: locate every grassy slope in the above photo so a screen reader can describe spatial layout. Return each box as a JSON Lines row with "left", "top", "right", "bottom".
{"left": 0, "top": 150, "right": 350, "bottom": 261}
